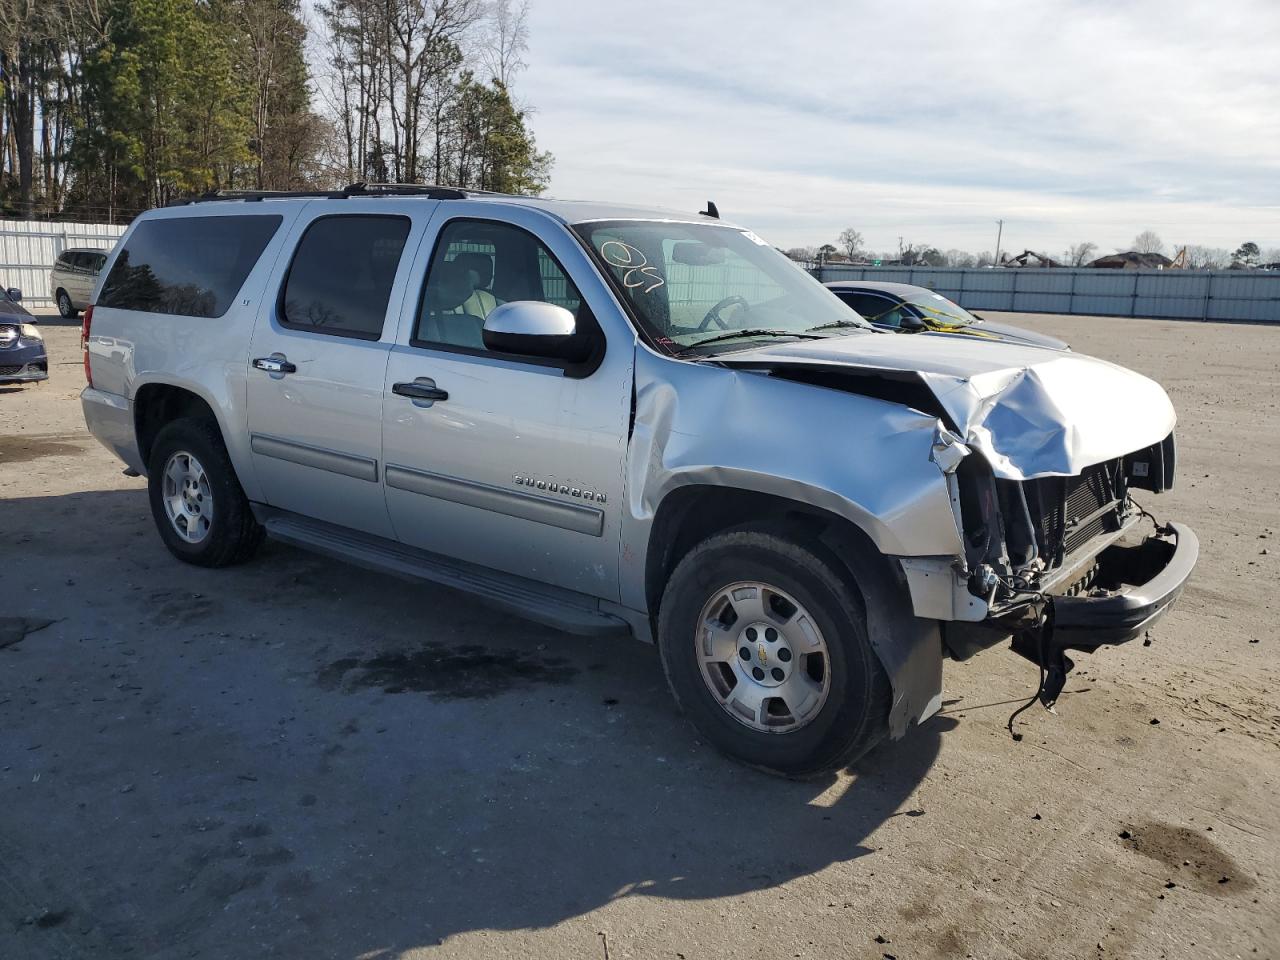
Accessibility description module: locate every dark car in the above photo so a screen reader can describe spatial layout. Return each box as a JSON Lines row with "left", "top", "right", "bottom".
{"left": 825, "top": 280, "right": 1069, "bottom": 350}
{"left": 0, "top": 287, "right": 48, "bottom": 384}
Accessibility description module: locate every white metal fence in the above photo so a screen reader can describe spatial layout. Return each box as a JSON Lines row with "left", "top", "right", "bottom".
{"left": 813, "top": 264, "right": 1280, "bottom": 323}
{"left": 0, "top": 219, "right": 127, "bottom": 308}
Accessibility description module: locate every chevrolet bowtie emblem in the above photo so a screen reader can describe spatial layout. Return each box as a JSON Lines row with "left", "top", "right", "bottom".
{"left": 757, "top": 643, "right": 767, "bottom": 664}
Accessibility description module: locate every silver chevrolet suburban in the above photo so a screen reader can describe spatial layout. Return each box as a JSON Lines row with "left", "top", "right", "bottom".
{"left": 80, "top": 185, "right": 1197, "bottom": 776}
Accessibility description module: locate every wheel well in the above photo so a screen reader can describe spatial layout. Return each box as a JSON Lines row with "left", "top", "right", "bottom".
{"left": 644, "top": 486, "right": 896, "bottom": 616}
{"left": 134, "top": 384, "right": 218, "bottom": 467}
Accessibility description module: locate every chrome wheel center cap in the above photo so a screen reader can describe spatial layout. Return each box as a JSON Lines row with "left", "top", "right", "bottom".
{"left": 736, "top": 621, "right": 792, "bottom": 687}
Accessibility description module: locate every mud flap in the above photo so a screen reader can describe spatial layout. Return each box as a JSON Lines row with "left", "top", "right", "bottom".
{"left": 838, "top": 539, "right": 944, "bottom": 738}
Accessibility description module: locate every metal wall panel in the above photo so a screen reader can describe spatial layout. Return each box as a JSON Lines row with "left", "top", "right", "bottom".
{"left": 813, "top": 263, "right": 1280, "bottom": 323}
{"left": 0, "top": 220, "right": 128, "bottom": 306}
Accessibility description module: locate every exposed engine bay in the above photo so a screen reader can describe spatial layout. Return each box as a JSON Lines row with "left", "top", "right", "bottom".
{"left": 955, "top": 431, "right": 1177, "bottom": 614}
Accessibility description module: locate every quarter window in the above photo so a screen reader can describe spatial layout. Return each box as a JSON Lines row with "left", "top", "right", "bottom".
{"left": 414, "top": 220, "right": 582, "bottom": 352}
{"left": 281, "top": 215, "right": 410, "bottom": 340}
{"left": 98, "top": 216, "right": 282, "bottom": 318}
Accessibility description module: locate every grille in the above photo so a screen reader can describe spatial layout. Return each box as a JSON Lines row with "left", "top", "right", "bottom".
{"left": 0, "top": 364, "right": 23, "bottom": 375}
{"left": 1024, "top": 459, "right": 1121, "bottom": 565}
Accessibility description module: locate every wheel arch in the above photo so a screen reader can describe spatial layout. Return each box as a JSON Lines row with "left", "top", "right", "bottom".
{"left": 132, "top": 380, "right": 234, "bottom": 478}
{"left": 644, "top": 483, "right": 944, "bottom": 739}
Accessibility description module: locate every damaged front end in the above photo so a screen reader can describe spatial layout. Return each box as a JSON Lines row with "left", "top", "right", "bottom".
{"left": 715, "top": 336, "right": 1198, "bottom": 711}
{"left": 943, "top": 431, "right": 1198, "bottom": 706}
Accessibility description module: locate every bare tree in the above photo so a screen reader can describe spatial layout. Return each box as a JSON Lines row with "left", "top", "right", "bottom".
{"left": 837, "top": 227, "right": 863, "bottom": 261}
{"left": 1067, "top": 241, "right": 1097, "bottom": 266}
{"left": 481, "top": 0, "right": 528, "bottom": 87}
{"left": 1131, "top": 230, "right": 1165, "bottom": 254}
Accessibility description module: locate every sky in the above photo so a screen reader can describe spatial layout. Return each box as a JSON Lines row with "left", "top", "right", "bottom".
{"left": 519, "top": 0, "right": 1280, "bottom": 258}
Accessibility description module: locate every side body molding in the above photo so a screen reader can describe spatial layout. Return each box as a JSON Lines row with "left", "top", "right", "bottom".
{"left": 384, "top": 465, "right": 605, "bottom": 537}
{"left": 251, "top": 434, "right": 379, "bottom": 482}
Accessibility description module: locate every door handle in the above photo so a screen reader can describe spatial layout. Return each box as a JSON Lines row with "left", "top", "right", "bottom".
{"left": 393, "top": 380, "right": 449, "bottom": 402}
{"left": 253, "top": 356, "right": 296, "bottom": 374}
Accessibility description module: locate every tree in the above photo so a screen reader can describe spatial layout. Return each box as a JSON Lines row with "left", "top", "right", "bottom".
{"left": 837, "top": 227, "right": 863, "bottom": 261}
{"left": 783, "top": 246, "right": 816, "bottom": 262}
{"left": 944, "top": 249, "right": 975, "bottom": 268}
{"left": 1231, "top": 241, "right": 1260, "bottom": 267}
{"left": 228, "top": 0, "right": 320, "bottom": 190}
{"left": 1067, "top": 241, "right": 1097, "bottom": 266}
{"left": 1182, "top": 245, "right": 1230, "bottom": 270}
{"left": 481, "top": 0, "right": 528, "bottom": 88}
{"left": 1131, "top": 230, "right": 1165, "bottom": 254}
{"left": 975, "top": 251, "right": 994, "bottom": 267}
{"left": 816, "top": 243, "right": 838, "bottom": 262}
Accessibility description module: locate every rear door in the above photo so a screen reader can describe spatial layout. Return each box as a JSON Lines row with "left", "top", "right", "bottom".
{"left": 245, "top": 200, "right": 435, "bottom": 539}
{"left": 69, "top": 253, "right": 95, "bottom": 307}
{"left": 380, "top": 204, "right": 633, "bottom": 599}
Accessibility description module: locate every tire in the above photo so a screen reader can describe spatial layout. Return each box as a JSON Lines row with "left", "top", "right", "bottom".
{"left": 56, "top": 289, "right": 77, "bottom": 319}
{"left": 147, "top": 417, "right": 264, "bottom": 567}
{"left": 657, "top": 529, "right": 892, "bottom": 778}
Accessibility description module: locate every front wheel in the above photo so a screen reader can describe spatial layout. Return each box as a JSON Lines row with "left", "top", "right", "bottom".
{"left": 147, "top": 417, "right": 263, "bottom": 567}
{"left": 657, "top": 530, "right": 892, "bottom": 778}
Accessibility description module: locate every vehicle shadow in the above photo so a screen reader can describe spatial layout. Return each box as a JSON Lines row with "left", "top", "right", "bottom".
{"left": 355, "top": 715, "right": 952, "bottom": 955}
{"left": 0, "top": 487, "right": 951, "bottom": 957}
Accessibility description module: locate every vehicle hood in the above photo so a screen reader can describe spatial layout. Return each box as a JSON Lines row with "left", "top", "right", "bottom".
{"left": 0, "top": 298, "right": 33, "bottom": 319}
{"left": 715, "top": 332, "right": 1176, "bottom": 480}
{"left": 956, "top": 317, "right": 1069, "bottom": 350}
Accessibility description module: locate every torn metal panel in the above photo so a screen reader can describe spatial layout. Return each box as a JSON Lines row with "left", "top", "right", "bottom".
{"left": 719, "top": 333, "right": 1176, "bottom": 481}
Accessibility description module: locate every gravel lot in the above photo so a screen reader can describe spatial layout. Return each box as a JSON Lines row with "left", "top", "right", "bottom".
{"left": 2, "top": 310, "right": 1277, "bottom": 960}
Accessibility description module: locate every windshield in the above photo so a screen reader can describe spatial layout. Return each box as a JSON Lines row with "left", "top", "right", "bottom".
{"left": 904, "top": 292, "right": 979, "bottom": 327}
{"left": 574, "top": 220, "right": 869, "bottom": 352}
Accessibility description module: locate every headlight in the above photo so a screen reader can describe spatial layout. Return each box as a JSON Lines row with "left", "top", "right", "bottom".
{"left": 19, "top": 323, "right": 43, "bottom": 341}
{"left": 0, "top": 324, "right": 16, "bottom": 346}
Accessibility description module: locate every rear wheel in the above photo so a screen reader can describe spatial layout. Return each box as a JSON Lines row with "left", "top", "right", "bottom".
{"left": 147, "top": 417, "right": 263, "bottom": 567}
{"left": 56, "top": 289, "right": 76, "bottom": 319}
{"left": 657, "top": 529, "right": 892, "bottom": 777}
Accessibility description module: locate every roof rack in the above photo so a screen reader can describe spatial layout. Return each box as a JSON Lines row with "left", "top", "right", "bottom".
{"left": 168, "top": 182, "right": 469, "bottom": 206}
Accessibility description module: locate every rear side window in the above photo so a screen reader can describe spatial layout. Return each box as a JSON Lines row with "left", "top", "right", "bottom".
{"left": 281, "top": 215, "right": 410, "bottom": 340}
{"left": 98, "top": 216, "right": 282, "bottom": 318}
{"left": 55, "top": 252, "right": 73, "bottom": 268}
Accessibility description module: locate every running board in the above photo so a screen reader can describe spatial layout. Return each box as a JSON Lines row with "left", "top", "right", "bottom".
{"left": 256, "top": 507, "right": 632, "bottom": 638}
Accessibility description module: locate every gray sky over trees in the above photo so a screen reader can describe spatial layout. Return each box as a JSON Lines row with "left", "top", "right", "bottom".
{"left": 518, "top": 0, "right": 1279, "bottom": 254}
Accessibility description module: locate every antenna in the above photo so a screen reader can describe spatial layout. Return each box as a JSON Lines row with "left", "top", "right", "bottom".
{"left": 700, "top": 200, "right": 720, "bottom": 219}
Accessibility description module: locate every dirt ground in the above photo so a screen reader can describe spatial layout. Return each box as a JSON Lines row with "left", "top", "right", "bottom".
{"left": 1, "top": 310, "right": 1276, "bottom": 960}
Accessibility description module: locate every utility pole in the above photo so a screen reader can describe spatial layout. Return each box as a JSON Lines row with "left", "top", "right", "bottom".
{"left": 994, "top": 219, "right": 1004, "bottom": 266}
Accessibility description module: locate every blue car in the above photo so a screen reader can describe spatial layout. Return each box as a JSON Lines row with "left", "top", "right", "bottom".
{"left": 825, "top": 280, "right": 1069, "bottom": 350}
{"left": 0, "top": 287, "right": 48, "bottom": 384}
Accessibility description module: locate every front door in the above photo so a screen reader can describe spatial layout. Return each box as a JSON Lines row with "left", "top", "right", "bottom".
{"left": 246, "top": 201, "right": 433, "bottom": 539}
{"left": 381, "top": 206, "right": 633, "bottom": 600}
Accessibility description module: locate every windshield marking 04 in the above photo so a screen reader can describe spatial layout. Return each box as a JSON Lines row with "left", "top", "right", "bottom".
{"left": 600, "top": 240, "right": 665, "bottom": 293}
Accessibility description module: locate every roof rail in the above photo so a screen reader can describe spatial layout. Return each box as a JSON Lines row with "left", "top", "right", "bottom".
{"left": 167, "top": 181, "right": 469, "bottom": 206}
{"left": 344, "top": 182, "right": 467, "bottom": 200}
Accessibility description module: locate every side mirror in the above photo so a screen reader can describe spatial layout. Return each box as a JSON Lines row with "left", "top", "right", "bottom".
{"left": 483, "top": 301, "right": 589, "bottom": 362}
{"left": 5, "top": 287, "right": 21, "bottom": 303}
{"left": 899, "top": 311, "right": 926, "bottom": 331}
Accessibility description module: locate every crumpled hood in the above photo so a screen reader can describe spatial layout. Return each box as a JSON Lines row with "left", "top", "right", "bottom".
{"left": 716, "top": 332, "right": 1176, "bottom": 480}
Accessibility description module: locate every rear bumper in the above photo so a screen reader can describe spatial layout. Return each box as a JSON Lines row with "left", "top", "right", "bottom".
{"left": 81, "top": 386, "right": 145, "bottom": 474}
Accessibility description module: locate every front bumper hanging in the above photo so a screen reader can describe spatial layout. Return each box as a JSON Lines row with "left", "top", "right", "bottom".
{"left": 1011, "top": 522, "right": 1198, "bottom": 705}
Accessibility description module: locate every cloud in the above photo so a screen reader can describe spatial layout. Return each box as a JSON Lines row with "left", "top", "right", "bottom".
{"left": 520, "top": 0, "right": 1280, "bottom": 254}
